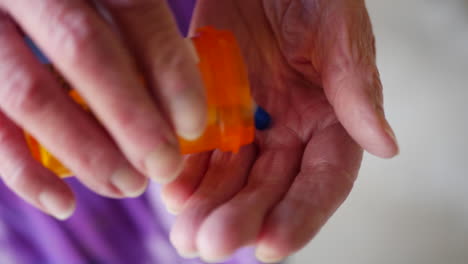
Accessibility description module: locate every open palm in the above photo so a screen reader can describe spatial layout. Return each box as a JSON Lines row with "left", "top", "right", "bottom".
{"left": 162, "top": 0, "right": 399, "bottom": 262}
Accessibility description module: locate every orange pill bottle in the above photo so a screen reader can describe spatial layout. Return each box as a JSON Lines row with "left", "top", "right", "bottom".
{"left": 25, "top": 27, "right": 255, "bottom": 178}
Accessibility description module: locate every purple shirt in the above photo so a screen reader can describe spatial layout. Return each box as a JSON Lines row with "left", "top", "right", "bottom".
{"left": 0, "top": 1, "right": 265, "bottom": 263}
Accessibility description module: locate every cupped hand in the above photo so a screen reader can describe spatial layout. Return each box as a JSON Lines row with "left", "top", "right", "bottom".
{"left": 0, "top": 0, "right": 207, "bottom": 219}
{"left": 162, "top": 0, "right": 399, "bottom": 262}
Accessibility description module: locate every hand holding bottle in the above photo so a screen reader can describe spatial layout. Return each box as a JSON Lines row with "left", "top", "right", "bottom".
{"left": 0, "top": 0, "right": 207, "bottom": 219}
{"left": 163, "top": 0, "right": 400, "bottom": 262}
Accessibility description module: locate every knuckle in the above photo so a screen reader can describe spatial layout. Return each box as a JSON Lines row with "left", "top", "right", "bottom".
{"left": 111, "top": 104, "right": 141, "bottom": 127}
{"left": 0, "top": 14, "right": 15, "bottom": 32}
{"left": 113, "top": 104, "right": 168, "bottom": 141}
{"left": 0, "top": 126, "right": 15, "bottom": 149}
{"left": 0, "top": 69, "right": 53, "bottom": 117}
{"left": 152, "top": 36, "right": 187, "bottom": 67}
{"left": 67, "top": 142, "right": 125, "bottom": 196}
{"left": 111, "top": 107, "right": 148, "bottom": 142}
{"left": 75, "top": 150, "right": 104, "bottom": 171}
{"left": 2, "top": 161, "right": 29, "bottom": 191}
{"left": 49, "top": 8, "right": 100, "bottom": 62}
{"left": 152, "top": 43, "right": 195, "bottom": 96}
{"left": 68, "top": 141, "right": 110, "bottom": 173}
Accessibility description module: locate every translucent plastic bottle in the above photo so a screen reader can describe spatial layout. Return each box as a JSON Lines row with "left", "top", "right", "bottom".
{"left": 25, "top": 27, "right": 255, "bottom": 178}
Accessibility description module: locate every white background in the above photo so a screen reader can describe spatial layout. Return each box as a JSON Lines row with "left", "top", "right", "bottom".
{"left": 292, "top": 1, "right": 468, "bottom": 263}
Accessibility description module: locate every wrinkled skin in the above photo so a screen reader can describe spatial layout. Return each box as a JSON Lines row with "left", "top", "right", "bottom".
{"left": 162, "top": 0, "right": 399, "bottom": 262}
{"left": 0, "top": 0, "right": 398, "bottom": 262}
{"left": 0, "top": 0, "right": 209, "bottom": 220}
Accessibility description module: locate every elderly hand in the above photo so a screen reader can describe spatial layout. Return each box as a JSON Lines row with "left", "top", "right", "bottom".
{"left": 162, "top": 0, "right": 399, "bottom": 262}
{"left": 0, "top": 0, "right": 207, "bottom": 219}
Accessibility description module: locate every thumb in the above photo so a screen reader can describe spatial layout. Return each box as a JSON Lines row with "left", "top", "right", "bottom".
{"left": 321, "top": 4, "right": 399, "bottom": 158}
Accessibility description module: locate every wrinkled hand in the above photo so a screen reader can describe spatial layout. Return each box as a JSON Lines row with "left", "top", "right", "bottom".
{"left": 162, "top": 0, "right": 399, "bottom": 262}
{"left": 0, "top": 0, "right": 207, "bottom": 219}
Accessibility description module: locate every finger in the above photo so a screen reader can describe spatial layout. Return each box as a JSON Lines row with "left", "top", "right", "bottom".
{"left": 161, "top": 152, "right": 212, "bottom": 215}
{"left": 4, "top": 0, "right": 183, "bottom": 183}
{"left": 169, "top": 146, "right": 256, "bottom": 259}
{"left": 0, "top": 110, "right": 75, "bottom": 220}
{"left": 256, "top": 123, "right": 362, "bottom": 263}
{"left": 99, "top": 0, "right": 207, "bottom": 140}
{"left": 0, "top": 13, "right": 146, "bottom": 197}
{"left": 320, "top": 3, "right": 399, "bottom": 158}
{"left": 195, "top": 132, "right": 303, "bottom": 262}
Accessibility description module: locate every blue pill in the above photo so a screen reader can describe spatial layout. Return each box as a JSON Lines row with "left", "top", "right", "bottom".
{"left": 255, "top": 107, "right": 271, "bottom": 130}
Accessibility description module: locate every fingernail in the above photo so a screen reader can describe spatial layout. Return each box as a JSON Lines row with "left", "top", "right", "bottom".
{"left": 171, "top": 89, "right": 207, "bottom": 140}
{"left": 145, "top": 141, "right": 184, "bottom": 183}
{"left": 111, "top": 168, "right": 148, "bottom": 198}
{"left": 255, "top": 246, "right": 284, "bottom": 263}
{"left": 376, "top": 108, "right": 400, "bottom": 153}
{"left": 170, "top": 233, "right": 199, "bottom": 259}
{"left": 39, "top": 190, "right": 76, "bottom": 220}
{"left": 384, "top": 124, "right": 398, "bottom": 144}
{"left": 164, "top": 202, "right": 181, "bottom": 215}
{"left": 160, "top": 192, "right": 182, "bottom": 215}
{"left": 178, "top": 251, "right": 199, "bottom": 259}
{"left": 201, "top": 255, "right": 230, "bottom": 263}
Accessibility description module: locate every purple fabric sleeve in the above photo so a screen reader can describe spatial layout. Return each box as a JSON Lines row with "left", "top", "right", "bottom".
{"left": 0, "top": 1, "right": 272, "bottom": 263}
{"left": 0, "top": 179, "right": 263, "bottom": 264}
{"left": 169, "top": 0, "right": 197, "bottom": 36}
